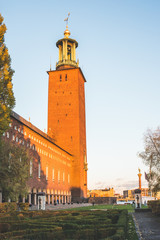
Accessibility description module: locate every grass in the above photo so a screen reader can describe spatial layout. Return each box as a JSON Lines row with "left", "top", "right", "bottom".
{"left": 65, "top": 204, "right": 136, "bottom": 212}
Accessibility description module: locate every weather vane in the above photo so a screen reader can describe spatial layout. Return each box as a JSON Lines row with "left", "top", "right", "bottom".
{"left": 64, "top": 12, "right": 70, "bottom": 27}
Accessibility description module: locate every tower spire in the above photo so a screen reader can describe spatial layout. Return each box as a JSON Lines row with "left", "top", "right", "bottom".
{"left": 56, "top": 15, "right": 78, "bottom": 70}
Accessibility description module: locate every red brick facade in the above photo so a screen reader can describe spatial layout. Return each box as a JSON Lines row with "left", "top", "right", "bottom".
{"left": 47, "top": 67, "right": 87, "bottom": 200}
{"left": 3, "top": 111, "right": 72, "bottom": 205}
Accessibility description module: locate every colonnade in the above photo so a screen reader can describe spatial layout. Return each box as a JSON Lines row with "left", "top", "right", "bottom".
{"left": 27, "top": 188, "right": 71, "bottom": 205}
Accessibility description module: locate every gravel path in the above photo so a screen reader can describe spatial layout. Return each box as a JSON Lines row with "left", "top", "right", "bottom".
{"left": 30, "top": 203, "right": 92, "bottom": 211}
{"left": 132, "top": 212, "right": 160, "bottom": 240}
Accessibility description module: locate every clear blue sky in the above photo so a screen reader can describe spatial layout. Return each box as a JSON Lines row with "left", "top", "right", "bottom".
{"left": 2, "top": 0, "right": 160, "bottom": 193}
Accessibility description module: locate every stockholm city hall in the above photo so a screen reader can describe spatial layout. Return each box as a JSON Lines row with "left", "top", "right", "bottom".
{"left": 3, "top": 22, "right": 88, "bottom": 204}
{"left": 47, "top": 24, "right": 88, "bottom": 200}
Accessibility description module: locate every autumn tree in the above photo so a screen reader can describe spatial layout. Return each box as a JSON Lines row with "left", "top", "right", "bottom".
{"left": 139, "top": 128, "right": 160, "bottom": 194}
{"left": 0, "top": 140, "right": 30, "bottom": 202}
{"left": 0, "top": 13, "right": 15, "bottom": 136}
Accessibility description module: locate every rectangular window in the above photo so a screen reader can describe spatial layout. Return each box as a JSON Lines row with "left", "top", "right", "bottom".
{"left": 30, "top": 160, "right": 33, "bottom": 176}
{"left": 58, "top": 171, "right": 60, "bottom": 183}
{"left": 52, "top": 168, "right": 54, "bottom": 182}
{"left": 12, "top": 135, "right": 15, "bottom": 141}
{"left": 38, "top": 161, "right": 41, "bottom": 178}
{"left": 16, "top": 137, "right": 18, "bottom": 142}
{"left": 46, "top": 166, "right": 48, "bottom": 180}
{"left": 65, "top": 74, "right": 67, "bottom": 81}
{"left": 60, "top": 74, "right": 62, "bottom": 81}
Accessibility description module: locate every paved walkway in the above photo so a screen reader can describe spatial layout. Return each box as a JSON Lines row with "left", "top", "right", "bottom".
{"left": 30, "top": 203, "right": 92, "bottom": 211}
{"left": 132, "top": 211, "right": 160, "bottom": 240}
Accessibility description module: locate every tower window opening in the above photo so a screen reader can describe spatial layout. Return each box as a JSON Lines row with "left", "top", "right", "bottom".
{"left": 65, "top": 74, "right": 67, "bottom": 81}
{"left": 67, "top": 45, "right": 71, "bottom": 60}
{"left": 60, "top": 75, "right": 62, "bottom": 81}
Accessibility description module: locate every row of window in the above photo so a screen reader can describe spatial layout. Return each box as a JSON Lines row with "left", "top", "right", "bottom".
{"left": 60, "top": 74, "right": 67, "bottom": 81}
{"left": 30, "top": 160, "right": 70, "bottom": 184}
{"left": 3, "top": 132, "right": 69, "bottom": 164}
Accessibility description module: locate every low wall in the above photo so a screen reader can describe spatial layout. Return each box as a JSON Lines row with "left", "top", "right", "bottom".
{"left": 88, "top": 197, "right": 117, "bottom": 204}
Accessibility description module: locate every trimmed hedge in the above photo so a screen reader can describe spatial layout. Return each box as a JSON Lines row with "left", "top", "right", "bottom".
{"left": 148, "top": 200, "right": 160, "bottom": 215}
{"left": 0, "top": 209, "right": 130, "bottom": 239}
{"left": 0, "top": 203, "right": 17, "bottom": 213}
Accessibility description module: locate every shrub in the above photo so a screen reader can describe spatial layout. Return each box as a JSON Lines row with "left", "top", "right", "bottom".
{"left": 148, "top": 200, "right": 160, "bottom": 215}
{"left": 0, "top": 223, "right": 10, "bottom": 233}
{"left": 0, "top": 202, "right": 17, "bottom": 213}
{"left": 18, "top": 203, "right": 29, "bottom": 211}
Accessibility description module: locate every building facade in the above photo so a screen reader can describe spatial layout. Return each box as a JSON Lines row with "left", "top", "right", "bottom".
{"left": 2, "top": 26, "right": 88, "bottom": 204}
{"left": 47, "top": 26, "right": 88, "bottom": 201}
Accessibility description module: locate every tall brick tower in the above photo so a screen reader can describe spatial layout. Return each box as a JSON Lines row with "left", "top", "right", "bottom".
{"left": 47, "top": 24, "right": 88, "bottom": 201}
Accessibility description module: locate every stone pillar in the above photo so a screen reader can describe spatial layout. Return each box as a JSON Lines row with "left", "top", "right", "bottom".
{"left": 48, "top": 195, "right": 50, "bottom": 205}
{"left": 23, "top": 197, "right": 25, "bottom": 203}
{"left": 59, "top": 45, "right": 62, "bottom": 61}
{"left": 72, "top": 42, "right": 76, "bottom": 61}
{"left": 34, "top": 193, "right": 37, "bottom": 205}
{"left": 58, "top": 195, "right": 61, "bottom": 204}
{"left": 138, "top": 169, "right": 142, "bottom": 190}
{"left": 29, "top": 193, "right": 31, "bottom": 204}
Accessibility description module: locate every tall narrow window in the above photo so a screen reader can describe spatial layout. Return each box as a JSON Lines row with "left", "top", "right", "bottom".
{"left": 65, "top": 74, "right": 67, "bottom": 81}
{"left": 52, "top": 168, "right": 54, "bottom": 182}
{"left": 38, "top": 161, "right": 41, "bottom": 178}
{"left": 58, "top": 171, "right": 60, "bottom": 183}
{"left": 60, "top": 74, "right": 62, "bottom": 81}
{"left": 30, "top": 160, "right": 33, "bottom": 176}
{"left": 46, "top": 166, "right": 48, "bottom": 180}
{"left": 67, "top": 45, "right": 71, "bottom": 60}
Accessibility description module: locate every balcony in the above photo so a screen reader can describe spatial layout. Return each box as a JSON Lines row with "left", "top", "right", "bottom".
{"left": 56, "top": 59, "right": 79, "bottom": 69}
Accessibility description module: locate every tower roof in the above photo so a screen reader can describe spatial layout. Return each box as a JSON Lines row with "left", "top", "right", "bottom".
{"left": 56, "top": 25, "right": 79, "bottom": 70}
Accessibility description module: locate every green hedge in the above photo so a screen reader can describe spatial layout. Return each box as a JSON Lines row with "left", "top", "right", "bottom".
{"left": 0, "top": 209, "right": 130, "bottom": 239}
{"left": 148, "top": 200, "right": 160, "bottom": 215}
{"left": 0, "top": 203, "right": 17, "bottom": 213}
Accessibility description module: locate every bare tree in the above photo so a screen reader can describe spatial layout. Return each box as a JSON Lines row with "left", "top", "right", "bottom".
{"left": 139, "top": 128, "right": 160, "bottom": 193}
